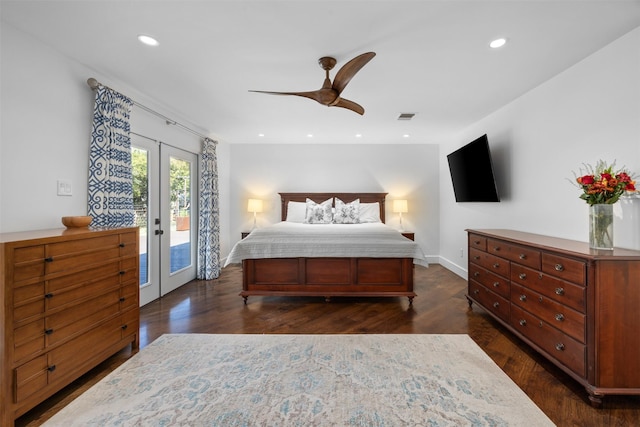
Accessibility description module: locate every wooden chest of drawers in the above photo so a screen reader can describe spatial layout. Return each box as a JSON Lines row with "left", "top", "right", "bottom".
{"left": 1, "top": 227, "right": 139, "bottom": 425}
{"left": 467, "top": 229, "right": 640, "bottom": 406}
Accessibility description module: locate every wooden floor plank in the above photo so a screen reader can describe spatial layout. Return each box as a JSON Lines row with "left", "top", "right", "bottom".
{"left": 16, "top": 264, "right": 640, "bottom": 426}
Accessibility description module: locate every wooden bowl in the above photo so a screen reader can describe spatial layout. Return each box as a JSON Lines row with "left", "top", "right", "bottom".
{"left": 61, "top": 216, "right": 92, "bottom": 228}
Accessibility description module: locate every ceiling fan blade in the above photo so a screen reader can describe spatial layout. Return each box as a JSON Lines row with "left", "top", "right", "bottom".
{"left": 332, "top": 52, "right": 376, "bottom": 95}
{"left": 249, "top": 90, "right": 324, "bottom": 103}
{"left": 332, "top": 97, "right": 365, "bottom": 115}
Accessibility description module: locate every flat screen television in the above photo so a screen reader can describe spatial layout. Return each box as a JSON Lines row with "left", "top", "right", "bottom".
{"left": 447, "top": 134, "right": 500, "bottom": 202}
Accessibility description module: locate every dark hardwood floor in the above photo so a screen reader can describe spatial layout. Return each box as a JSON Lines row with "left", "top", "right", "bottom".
{"left": 16, "top": 264, "right": 640, "bottom": 426}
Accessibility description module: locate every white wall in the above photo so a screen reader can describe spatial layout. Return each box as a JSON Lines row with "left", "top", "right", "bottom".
{"left": 0, "top": 23, "right": 231, "bottom": 250}
{"left": 439, "top": 27, "right": 640, "bottom": 277}
{"left": 3, "top": 20, "right": 639, "bottom": 277}
{"left": 228, "top": 143, "right": 441, "bottom": 261}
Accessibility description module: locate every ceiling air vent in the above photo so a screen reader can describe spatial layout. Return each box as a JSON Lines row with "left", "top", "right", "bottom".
{"left": 397, "top": 113, "right": 415, "bottom": 120}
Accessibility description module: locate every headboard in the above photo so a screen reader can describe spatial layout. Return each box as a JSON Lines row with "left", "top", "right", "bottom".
{"left": 279, "top": 192, "right": 388, "bottom": 223}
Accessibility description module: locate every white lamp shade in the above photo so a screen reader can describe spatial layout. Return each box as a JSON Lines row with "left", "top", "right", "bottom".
{"left": 247, "top": 198, "right": 263, "bottom": 213}
{"left": 393, "top": 199, "right": 408, "bottom": 213}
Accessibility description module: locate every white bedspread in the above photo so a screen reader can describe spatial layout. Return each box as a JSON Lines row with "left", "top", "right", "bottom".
{"left": 224, "top": 222, "right": 428, "bottom": 267}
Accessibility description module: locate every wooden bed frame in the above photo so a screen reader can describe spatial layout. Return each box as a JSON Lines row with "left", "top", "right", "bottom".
{"left": 240, "top": 192, "right": 416, "bottom": 304}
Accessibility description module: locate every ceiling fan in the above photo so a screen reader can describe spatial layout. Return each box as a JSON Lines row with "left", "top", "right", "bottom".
{"left": 249, "top": 52, "right": 376, "bottom": 115}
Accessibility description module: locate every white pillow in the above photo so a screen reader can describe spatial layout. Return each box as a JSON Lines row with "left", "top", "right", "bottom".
{"left": 286, "top": 201, "right": 307, "bottom": 222}
{"left": 333, "top": 198, "right": 360, "bottom": 224}
{"left": 304, "top": 198, "right": 333, "bottom": 224}
{"left": 359, "top": 202, "right": 382, "bottom": 223}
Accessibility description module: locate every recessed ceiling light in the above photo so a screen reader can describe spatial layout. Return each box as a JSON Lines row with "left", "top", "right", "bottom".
{"left": 258, "top": 133, "right": 265, "bottom": 137}
{"left": 307, "top": 134, "right": 313, "bottom": 138}
{"left": 137, "top": 34, "right": 159, "bottom": 46}
{"left": 489, "top": 38, "right": 506, "bottom": 49}
{"left": 355, "top": 134, "right": 362, "bottom": 138}
{"left": 403, "top": 134, "right": 410, "bottom": 138}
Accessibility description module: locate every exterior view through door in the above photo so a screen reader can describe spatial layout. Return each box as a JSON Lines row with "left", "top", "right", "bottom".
{"left": 132, "top": 136, "right": 197, "bottom": 305}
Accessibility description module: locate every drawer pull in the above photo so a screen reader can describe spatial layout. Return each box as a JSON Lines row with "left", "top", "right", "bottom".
{"left": 473, "top": 256, "right": 480, "bottom": 260}
{"left": 47, "top": 364, "right": 56, "bottom": 372}
{"left": 555, "top": 313, "right": 565, "bottom": 322}
{"left": 493, "top": 263, "right": 500, "bottom": 268}
{"left": 492, "top": 282, "right": 500, "bottom": 288}
{"left": 119, "top": 243, "right": 125, "bottom": 248}
{"left": 44, "top": 293, "right": 54, "bottom": 299}
{"left": 121, "top": 324, "right": 128, "bottom": 330}
{"left": 473, "top": 272, "right": 480, "bottom": 277}
{"left": 555, "top": 343, "right": 565, "bottom": 351}
{"left": 519, "top": 294, "right": 527, "bottom": 302}
{"left": 519, "top": 273, "right": 527, "bottom": 280}
{"left": 119, "top": 271, "right": 126, "bottom": 275}
{"left": 119, "top": 297, "right": 126, "bottom": 302}
{"left": 493, "top": 302, "right": 500, "bottom": 308}
{"left": 539, "top": 296, "right": 543, "bottom": 303}
{"left": 493, "top": 246, "right": 501, "bottom": 252}
{"left": 519, "top": 319, "right": 527, "bottom": 326}
{"left": 519, "top": 253, "right": 527, "bottom": 260}
{"left": 474, "top": 240, "right": 480, "bottom": 245}
{"left": 473, "top": 289, "right": 480, "bottom": 295}
{"left": 44, "top": 328, "right": 54, "bottom": 335}
{"left": 554, "top": 264, "right": 564, "bottom": 272}
{"left": 555, "top": 287, "right": 565, "bottom": 296}
{"left": 44, "top": 257, "right": 53, "bottom": 262}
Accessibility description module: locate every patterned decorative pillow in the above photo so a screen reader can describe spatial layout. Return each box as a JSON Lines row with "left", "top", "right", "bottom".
{"left": 304, "top": 198, "right": 333, "bottom": 224}
{"left": 333, "top": 198, "right": 360, "bottom": 224}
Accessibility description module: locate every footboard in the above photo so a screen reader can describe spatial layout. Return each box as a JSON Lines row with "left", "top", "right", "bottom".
{"left": 240, "top": 257, "right": 415, "bottom": 304}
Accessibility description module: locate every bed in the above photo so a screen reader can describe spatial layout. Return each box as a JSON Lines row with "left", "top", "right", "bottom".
{"left": 225, "top": 192, "right": 427, "bottom": 304}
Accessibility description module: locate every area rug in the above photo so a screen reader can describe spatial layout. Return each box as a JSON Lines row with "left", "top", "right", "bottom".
{"left": 44, "top": 334, "right": 554, "bottom": 426}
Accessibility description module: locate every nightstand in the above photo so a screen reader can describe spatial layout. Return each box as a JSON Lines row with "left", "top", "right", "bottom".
{"left": 401, "top": 232, "right": 414, "bottom": 241}
{"left": 241, "top": 232, "right": 251, "bottom": 239}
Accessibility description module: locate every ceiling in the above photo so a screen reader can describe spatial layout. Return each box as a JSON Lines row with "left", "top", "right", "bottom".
{"left": 2, "top": 0, "right": 640, "bottom": 144}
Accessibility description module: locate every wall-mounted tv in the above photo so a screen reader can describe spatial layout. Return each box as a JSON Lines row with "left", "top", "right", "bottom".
{"left": 447, "top": 134, "right": 500, "bottom": 202}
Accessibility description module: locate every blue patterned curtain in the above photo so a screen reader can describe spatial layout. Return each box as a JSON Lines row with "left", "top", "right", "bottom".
{"left": 197, "top": 139, "right": 221, "bottom": 280}
{"left": 88, "top": 86, "right": 135, "bottom": 227}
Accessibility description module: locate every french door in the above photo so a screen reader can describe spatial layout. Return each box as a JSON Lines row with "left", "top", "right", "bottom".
{"left": 132, "top": 136, "right": 198, "bottom": 306}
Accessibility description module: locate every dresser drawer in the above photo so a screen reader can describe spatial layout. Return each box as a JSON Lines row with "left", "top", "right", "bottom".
{"left": 14, "top": 282, "right": 45, "bottom": 324}
{"left": 469, "top": 248, "right": 510, "bottom": 278}
{"left": 511, "top": 283, "right": 586, "bottom": 343}
{"left": 47, "top": 275, "right": 120, "bottom": 312}
{"left": 120, "top": 282, "right": 139, "bottom": 311}
{"left": 486, "top": 238, "right": 541, "bottom": 269}
{"left": 14, "top": 320, "right": 45, "bottom": 363}
{"left": 47, "top": 291, "right": 121, "bottom": 346}
{"left": 542, "top": 253, "right": 586, "bottom": 285}
{"left": 120, "top": 308, "right": 139, "bottom": 340}
{"left": 119, "top": 232, "right": 138, "bottom": 257}
{"left": 469, "top": 263, "right": 510, "bottom": 299}
{"left": 469, "top": 234, "right": 487, "bottom": 251}
{"left": 14, "top": 354, "right": 48, "bottom": 403}
{"left": 511, "top": 264, "right": 585, "bottom": 313}
{"left": 13, "top": 245, "right": 45, "bottom": 283}
{"left": 511, "top": 305, "right": 585, "bottom": 378}
{"left": 469, "top": 281, "right": 510, "bottom": 323}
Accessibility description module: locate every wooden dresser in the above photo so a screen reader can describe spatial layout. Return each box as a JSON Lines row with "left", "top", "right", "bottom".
{"left": 1, "top": 227, "right": 139, "bottom": 425}
{"left": 466, "top": 229, "right": 640, "bottom": 406}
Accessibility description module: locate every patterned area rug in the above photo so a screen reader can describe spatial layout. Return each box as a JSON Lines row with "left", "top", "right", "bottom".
{"left": 44, "top": 334, "right": 554, "bottom": 426}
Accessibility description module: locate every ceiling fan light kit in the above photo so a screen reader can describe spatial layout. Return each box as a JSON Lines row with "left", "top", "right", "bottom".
{"left": 249, "top": 52, "right": 376, "bottom": 115}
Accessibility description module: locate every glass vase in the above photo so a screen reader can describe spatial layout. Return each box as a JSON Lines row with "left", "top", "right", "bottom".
{"left": 589, "top": 204, "right": 614, "bottom": 250}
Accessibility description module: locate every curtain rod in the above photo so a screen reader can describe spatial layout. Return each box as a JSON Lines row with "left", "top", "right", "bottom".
{"left": 86, "top": 77, "right": 214, "bottom": 143}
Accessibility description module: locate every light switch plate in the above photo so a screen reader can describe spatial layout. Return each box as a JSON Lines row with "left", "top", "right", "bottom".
{"left": 57, "top": 179, "right": 72, "bottom": 196}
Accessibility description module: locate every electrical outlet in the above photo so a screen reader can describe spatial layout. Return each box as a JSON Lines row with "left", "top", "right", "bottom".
{"left": 460, "top": 248, "right": 464, "bottom": 258}
{"left": 57, "top": 179, "right": 73, "bottom": 196}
